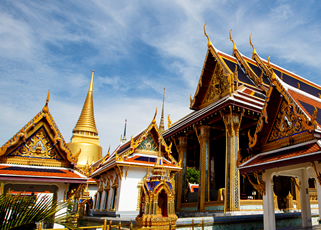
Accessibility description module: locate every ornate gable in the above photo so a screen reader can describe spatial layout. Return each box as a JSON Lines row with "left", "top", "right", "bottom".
{"left": 0, "top": 92, "right": 79, "bottom": 167}
{"left": 247, "top": 75, "right": 317, "bottom": 153}
{"left": 114, "top": 110, "right": 178, "bottom": 166}
{"left": 137, "top": 132, "right": 158, "bottom": 153}
{"left": 268, "top": 99, "right": 309, "bottom": 143}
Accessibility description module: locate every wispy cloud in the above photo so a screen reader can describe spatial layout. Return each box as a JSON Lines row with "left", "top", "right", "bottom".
{"left": 1, "top": 0, "right": 321, "bottom": 152}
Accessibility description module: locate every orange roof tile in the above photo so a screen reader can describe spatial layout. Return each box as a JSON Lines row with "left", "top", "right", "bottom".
{"left": 240, "top": 143, "right": 321, "bottom": 172}
{"left": 0, "top": 165, "right": 87, "bottom": 182}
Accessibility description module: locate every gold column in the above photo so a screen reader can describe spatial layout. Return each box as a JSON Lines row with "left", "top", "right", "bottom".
{"left": 176, "top": 136, "right": 188, "bottom": 211}
{"left": 0, "top": 182, "right": 4, "bottom": 195}
{"left": 221, "top": 107, "right": 244, "bottom": 212}
{"left": 295, "top": 178, "right": 301, "bottom": 209}
{"left": 198, "top": 125, "right": 211, "bottom": 211}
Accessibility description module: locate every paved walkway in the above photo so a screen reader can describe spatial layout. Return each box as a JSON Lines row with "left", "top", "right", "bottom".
{"left": 280, "top": 226, "right": 321, "bottom": 230}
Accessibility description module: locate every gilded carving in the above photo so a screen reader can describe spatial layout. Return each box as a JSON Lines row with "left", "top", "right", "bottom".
{"left": 10, "top": 127, "right": 62, "bottom": 160}
{"left": 168, "top": 115, "right": 172, "bottom": 128}
{"left": 248, "top": 72, "right": 317, "bottom": 149}
{"left": 311, "top": 161, "right": 321, "bottom": 185}
{"left": 269, "top": 100, "right": 307, "bottom": 142}
{"left": 137, "top": 133, "right": 158, "bottom": 152}
{"left": 203, "top": 68, "right": 230, "bottom": 105}
{"left": 220, "top": 106, "right": 244, "bottom": 137}
{"left": 193, "top": 124, "right": 201, "bottom": 144}
{"left": 242, "top": 172, "right": 265, "bottom": 195}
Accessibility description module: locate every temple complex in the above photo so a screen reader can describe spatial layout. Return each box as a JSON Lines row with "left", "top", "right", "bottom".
{"left": 3, "top": 25, "right": 321, "bottom": 229}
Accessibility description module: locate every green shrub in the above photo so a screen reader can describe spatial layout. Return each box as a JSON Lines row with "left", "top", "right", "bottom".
{"left": 186, "top": 167, "right": 199, "bottom": 184}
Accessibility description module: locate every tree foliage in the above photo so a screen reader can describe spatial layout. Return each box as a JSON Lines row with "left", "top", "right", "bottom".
{"left": 0, "top": 192, "right": 77, "bottom": 230}
{"left": 186, "top": 167, "right": 199, "bottom": 184}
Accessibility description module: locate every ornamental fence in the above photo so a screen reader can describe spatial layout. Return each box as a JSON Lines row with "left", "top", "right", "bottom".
{"left": 39, "top": 218, "right": 208, "bottom": 230}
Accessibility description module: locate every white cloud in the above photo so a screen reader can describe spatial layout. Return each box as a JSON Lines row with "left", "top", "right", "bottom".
{"left": 1, "top": 0, "right": 321, "bottom": 155}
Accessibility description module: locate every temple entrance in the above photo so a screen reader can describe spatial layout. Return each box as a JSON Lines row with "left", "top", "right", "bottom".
{"left": 157, "top": 189, "right": 168, "bottom": 217}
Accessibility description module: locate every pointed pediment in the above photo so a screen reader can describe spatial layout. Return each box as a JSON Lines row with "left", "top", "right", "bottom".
{"left": 137, "top": 132, "right": 159, "bottom": 153}
{"left": 190, "top": 48, "right": 237, "bottom": 110}
{"left": 0, "top": 110, "right": 79, "bottom": 167}
{"left": 247, "top": 77, "right": 317, "bottom": 153}
{"left": 267, "top": 99, "right": 309, "bottom": 143}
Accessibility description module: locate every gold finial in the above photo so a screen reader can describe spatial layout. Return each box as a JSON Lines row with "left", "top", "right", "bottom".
{"left": 106, "top": 145, "right": 110, "bottom": 158}
{"left": 249, "top": 34, "right": 257, "bottom": 57}
{"left": 159, "top": 88, "right": 165, "bottom": 133}
{"left": 267, "top": 56, "right": 271, "bottom": 68}
{"left": 298, "top": 82, "right": 300, "bottom": 89}
{"left": 168, "top": 114, "right": 172, "bottom": 128}
{"left": 152, "top": 107, "right": 157, "bottom": 124}
{"left": 42, "top": 90, "right": 50, "bottom": 113}
{"left": 229, "top": 29, "right": 237, "bottom": 52}
{"left": 280, "top": 72, "right": 283, "bottom": 80}
{"left": 204, "top": 23, "right": 213, "bottom": 48}
{"left": 72, "top": 70, "right": 98, "bottom": 135}
{"left": 318, "top": 93, "right": 321, "bottom": 99}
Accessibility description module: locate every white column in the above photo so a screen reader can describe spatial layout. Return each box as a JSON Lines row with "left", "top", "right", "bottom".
{"left": 262, "top": 170, "right": 275, "bottom": 230}
{"left": 299, "top": 169, "right": 312, "bottom": 227}
{"left": 316, "top": 180, "right": 321, "bottom": 218}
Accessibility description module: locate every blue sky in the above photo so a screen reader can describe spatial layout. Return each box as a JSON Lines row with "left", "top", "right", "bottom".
{"left": 1, "top": 0, "right": 321, "bottom": 155}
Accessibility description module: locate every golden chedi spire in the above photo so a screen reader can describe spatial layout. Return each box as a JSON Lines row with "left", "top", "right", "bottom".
{"left": 67, "top": 70, "right": 102, "bottom": 169}
{"left": 73, "top": 70, "right": 98, "bottom": 135}
{"left": 159, "top": 88, "right": 165, "bottom": 134}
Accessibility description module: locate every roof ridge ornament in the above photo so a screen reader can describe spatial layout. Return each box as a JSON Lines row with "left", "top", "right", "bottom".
{"left": 203, "top": 23, "right": 213, "bottom": 48}
{"left": 229, "top": 29, "right": 237, "bottom": 52}
{"left": 249, "top": 34, "right": 257, "bottom": 58}
{"left": 152, "top": 107, "right": 157, "bottom": 124}
{"left": 42, "top": 90, "right": 50, "bottom": 113}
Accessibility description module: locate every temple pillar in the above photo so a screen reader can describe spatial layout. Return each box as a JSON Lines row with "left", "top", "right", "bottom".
{"left": 299, "top": 169, "right": 312, "bottom": 227}
{"left": 176, "top": 136, "right": 188, "bottom": 211}
{"left": 316, "top": 180, "right": 321, "bottom": 221}
{"left": 263, "top": 170, "right": 276, "bottom": 230}
{"left": 0, "top": 182, "right": 4, "bottom": 195}
{"left": 221, "top": 107, "right": 243, "bottom": 212}
{"left": 198, "top": 125, "right": 211, "bottom": 211}
{"left": 295, "top": 178, "right": 301, "bottom": 209}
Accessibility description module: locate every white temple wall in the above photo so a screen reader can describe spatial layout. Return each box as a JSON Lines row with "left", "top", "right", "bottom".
{"left": 117, "top": 167, "right": 147, "bottom": 215}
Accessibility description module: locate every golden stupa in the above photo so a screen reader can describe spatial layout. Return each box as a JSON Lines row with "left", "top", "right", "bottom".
{"left": 67, "top": 70, "right": 102, "bottom": 168}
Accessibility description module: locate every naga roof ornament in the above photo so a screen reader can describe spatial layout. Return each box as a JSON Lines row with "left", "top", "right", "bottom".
{"left": 229, "top": 29, "right": 237, "bottom": 52}
{"left": 204, "top": 23, "right": 213, "bottom": 48}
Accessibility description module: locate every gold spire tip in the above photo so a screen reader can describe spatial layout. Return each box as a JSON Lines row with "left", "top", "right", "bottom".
{"left": 249, "top": 34, "right": 257, "bottom": 56}
{"left": 204, "top": 23, "right": 213, "bottom": 48}
{"left": 43, "top": 90, "right": 50, "bottom": 113}
{"left": 229, "top": 29, "right": 237, "bottom": 52}
{"left": 152, "top": 107, "right": 157, "bottom": 124}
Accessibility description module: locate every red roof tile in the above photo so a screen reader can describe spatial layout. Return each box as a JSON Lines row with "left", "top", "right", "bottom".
{"left": 0, "top": 165, "right": 85, "bottom": 180}
{"left": 242, "top": 143, "right": 321, "bottom": 168}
